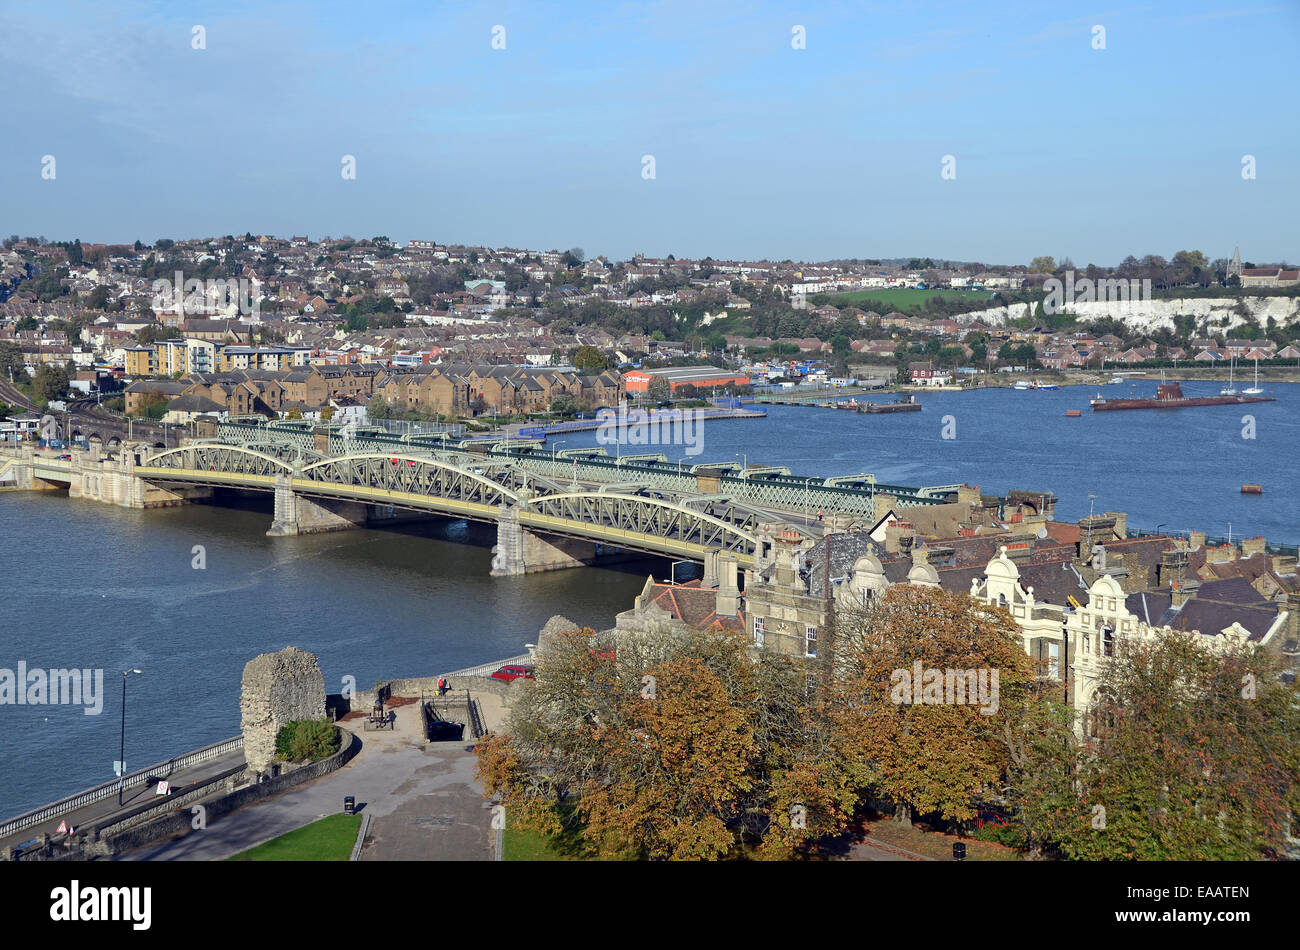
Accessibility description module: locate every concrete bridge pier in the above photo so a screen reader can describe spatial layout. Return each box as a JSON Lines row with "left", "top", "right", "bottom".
{"left": 267, "top": 476, "right": 365, "bottom": 536}
{"left": 491, "top": 504, "right": 599, "bottom": 576}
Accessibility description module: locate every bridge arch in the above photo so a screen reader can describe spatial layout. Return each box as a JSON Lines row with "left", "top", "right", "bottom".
{"left": 143, "top": 443, "right": 297, "bottom": 476}
{"left": 297, "top": 453, "right": 521, "bottom": 509}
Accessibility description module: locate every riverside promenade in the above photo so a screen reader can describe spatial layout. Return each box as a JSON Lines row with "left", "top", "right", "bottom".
{"left": 125, "top": 689, "right": 508, "bottom": 861}
{"left": 0, "top": 739, "right": 246, "bottom": 857}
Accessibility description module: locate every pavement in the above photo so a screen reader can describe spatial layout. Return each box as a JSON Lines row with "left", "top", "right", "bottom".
{"left": 123, "top": 697, "right": 498, "bottom": 862}
{"left": 0, "top": 748, "right": 247, "bottom": 854}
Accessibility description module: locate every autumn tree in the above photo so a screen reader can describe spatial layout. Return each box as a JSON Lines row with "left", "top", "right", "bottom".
{"left": 822, "top": 584, "right": 1039, "bottom": 827}
{"left": 476, "top": 624, "right": 849, "bottom": 860}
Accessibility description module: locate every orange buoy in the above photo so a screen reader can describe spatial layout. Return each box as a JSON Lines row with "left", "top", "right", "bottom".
{"left": 1241, "top": 484, "right": 1262, "bottom": 494}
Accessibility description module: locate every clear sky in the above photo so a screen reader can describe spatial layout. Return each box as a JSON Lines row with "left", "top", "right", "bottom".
{"left": 2, "top": 1, "right": 1297, "bottom": 266}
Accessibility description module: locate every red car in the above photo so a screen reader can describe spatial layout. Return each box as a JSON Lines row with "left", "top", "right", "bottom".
{"left": 490, "top": 664, "right": 535, "bottom": 683}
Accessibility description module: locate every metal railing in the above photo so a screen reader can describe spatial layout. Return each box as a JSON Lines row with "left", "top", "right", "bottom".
{"left": 0, "top": 736, "right": 242, "bottom": 841}
{"left": 439, "top": 653, "right": 533, "bottom": 681}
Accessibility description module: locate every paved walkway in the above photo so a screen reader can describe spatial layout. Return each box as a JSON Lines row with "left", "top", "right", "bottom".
{"left": 123, "top": 700, "right": 495, "bottom": 861}
{"left": 0, "top": 749, "right": 246, "bottom": 854}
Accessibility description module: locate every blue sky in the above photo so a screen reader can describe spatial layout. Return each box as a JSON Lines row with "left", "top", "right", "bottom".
{"left": 1, "top": 0, "right": 1297, "bottom": 265}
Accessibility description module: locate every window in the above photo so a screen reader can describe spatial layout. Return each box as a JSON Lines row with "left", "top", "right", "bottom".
{"left": 1047, "top": 641, "right": 1060, "bottom": 679}
{"left": 1102, "top": 625, "right": 1114, "bottom": 658}
{"left": 805, "top": 624, "right": 818, "bottom": 658}
{"left": 753, "top": 617, "right": 765, "bottom": 648}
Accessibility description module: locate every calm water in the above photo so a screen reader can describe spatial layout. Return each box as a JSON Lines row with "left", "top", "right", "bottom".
{"left": 0, "top": 494, "right": 651, "bottom": 817}
{"left": 567, "top": 380, "right": 1298, "bottom": 544}
{"left": 2, "top": 378, "right": 1297, "bottom": 816}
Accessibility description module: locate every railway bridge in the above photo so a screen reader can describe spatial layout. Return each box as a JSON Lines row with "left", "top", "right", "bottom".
{"left": 132, "top": 443, "right": 768, "bottom": 574}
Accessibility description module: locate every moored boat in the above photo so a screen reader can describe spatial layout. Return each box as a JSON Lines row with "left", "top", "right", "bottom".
{"left": 1091, "top": 379, "right": 1275, "bottom": 411}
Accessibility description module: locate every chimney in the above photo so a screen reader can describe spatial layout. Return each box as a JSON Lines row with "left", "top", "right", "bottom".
{"left": 771, "top": 529, "right": 803, "bottom": 590}
{"left": 957, "top": 484, "right": 981, "bottom": 507}
{"left": 717, "top": 553, "right": 740, "bottom": 617}
{"left": 1105, "top": 511, "right": 1127, "bottom": 539}
{"left": 1159, "top": 548, "right": 1188, "bottom": 586}
{"left": 1271, "top": 553, "right": 1298, "bottom": 575}
{"left": 885, "top": 521, "right": 915, "bottom": 556}
{"left": 1171, "top": 578, "right": 1201, "bottom": 609}
{"left": 1240, "top": 536, "right": 1267, "bottom": 558}
{"left": 1189, "top": 530, "right": 1206, "bottom": 550}
{"left": 1207, "top": 543, "right": 1236, "bottom": 564}
{"left": 702, "top": 550, "right": 720, "bottom": 589}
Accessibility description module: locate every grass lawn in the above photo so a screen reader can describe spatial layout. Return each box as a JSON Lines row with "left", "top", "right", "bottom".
{"left": 227, "top": 813, "right": 362, "bottom": 861}
{"left": 503, "top": 806, "right": 638, "bottom": 861}
{"left": 826, "top": 288, "right": 995, "bottom": 312}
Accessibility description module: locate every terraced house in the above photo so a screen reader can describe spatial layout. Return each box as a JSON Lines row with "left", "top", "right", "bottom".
{"left": 371, "top": 364, "right": 622, "bottom": 416}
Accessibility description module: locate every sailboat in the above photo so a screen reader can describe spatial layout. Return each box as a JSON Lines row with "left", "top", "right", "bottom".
{"left": 1243, "top": 356, "right": 1264, "bottom": 395}
{"left": 1220, "top": 357, "right": 1237, "bottom": 396}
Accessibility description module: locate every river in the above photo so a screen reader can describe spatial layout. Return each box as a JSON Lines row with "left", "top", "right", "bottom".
{"left": 2, "top": 378, "right": 1296, "bottom": 816}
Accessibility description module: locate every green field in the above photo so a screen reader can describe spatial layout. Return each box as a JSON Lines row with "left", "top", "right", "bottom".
{"left": 227, "top": 813, "right": 362, "bottom": 861}
{"left": 823, "top": 287, "right": 995, "bottom": 312}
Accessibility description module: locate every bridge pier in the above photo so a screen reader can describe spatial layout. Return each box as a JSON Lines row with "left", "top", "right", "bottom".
{"left": 491, "top": 504, "right": 599, "bottom": 576}
{"left": 267, "top": 476, "right": 364, "bottom": 536}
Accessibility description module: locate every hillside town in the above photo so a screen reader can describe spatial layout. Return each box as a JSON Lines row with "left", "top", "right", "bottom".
{"left": 2, "top": 235, "right": 1299, "bottom": 428}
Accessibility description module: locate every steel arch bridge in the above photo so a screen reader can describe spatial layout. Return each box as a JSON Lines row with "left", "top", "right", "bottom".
{"left": 136, "top": 444, "right": 760, "bottom": 562}
{"left": 520, "top": 491, "right": 758, "bottom": 560}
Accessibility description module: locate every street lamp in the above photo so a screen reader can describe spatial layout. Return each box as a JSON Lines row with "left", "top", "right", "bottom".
{"left": 118, "top": 668, "right": 143, "bottom": 805}
{"left": 669, "top": 559, "right": 691, "bottom": 584}
{"left": 551, "top": 440, "right": 566, "bottom": 464}
{"left": 735, "top": 452, "right": 747, "bottom": 476}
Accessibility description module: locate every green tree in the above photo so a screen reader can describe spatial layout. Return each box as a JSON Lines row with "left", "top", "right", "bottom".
{"left": 1017, "top": 633, "right": 1300, "bottom": 860}
{"left": 646, "top": 376, "right": 671, "bottom": 402}
{"left": 32, "top": 362, "right": 70, "bottom": 403}
{"left": 0, "top": 342, "right": 25, "bottom": 381}
{"left": 572, "top": 345, "right": 607, "bottom": 372}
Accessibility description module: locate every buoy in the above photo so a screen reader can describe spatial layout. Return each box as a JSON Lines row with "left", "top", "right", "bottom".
{"left": 1241, "top": 484, "right": 1262, "bottom": 494}
{"left": 1065, "top": 409, "right": 1082, "bottom": 417}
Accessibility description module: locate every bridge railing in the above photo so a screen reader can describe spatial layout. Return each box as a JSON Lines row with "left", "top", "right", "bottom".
{"left": 0, "top": 736, "right": 243, "bottom": 841}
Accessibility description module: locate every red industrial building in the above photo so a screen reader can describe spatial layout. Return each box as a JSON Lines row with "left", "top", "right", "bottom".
{"left": 623, "top": 366, "right": 750, "bottom": 394}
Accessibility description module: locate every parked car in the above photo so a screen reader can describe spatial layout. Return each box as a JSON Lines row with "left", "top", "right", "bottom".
{"left": 490, "top": 664, "right": 535, "bottom": 683}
